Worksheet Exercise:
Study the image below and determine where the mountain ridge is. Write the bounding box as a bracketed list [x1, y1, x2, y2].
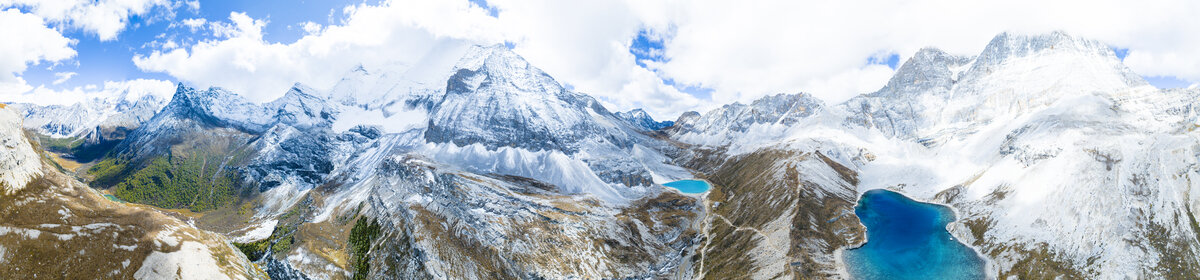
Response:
[7, 31, 1200, 279]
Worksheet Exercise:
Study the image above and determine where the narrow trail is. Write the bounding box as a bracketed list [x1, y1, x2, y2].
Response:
[712, 214, 773, 242]
[695, 196, 714, 279]
[695, 200, 776, 279]
[188, 156, 208, 208]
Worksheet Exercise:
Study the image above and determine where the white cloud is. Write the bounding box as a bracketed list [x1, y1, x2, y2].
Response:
[134, 2, 503, 103]
[798, 65, 896, 103]
[488, 0, 702, 119]
[300, 21, 322, 35]
[0, 9, 75, 93]
[131, 0, 699, 119]
[0, 0, 173, 41]
[183, 0, 199, 13]
[52, 72, 76, 85]
[0, 78, 175, 106]
[198, 12, 267, 39]
[178, 17, 206, 31]
[637, 0, 1200, 106]
[129, 0, 1200, 120]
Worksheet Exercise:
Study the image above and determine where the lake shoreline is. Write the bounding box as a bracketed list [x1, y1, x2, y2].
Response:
[840, 188, 989, 280]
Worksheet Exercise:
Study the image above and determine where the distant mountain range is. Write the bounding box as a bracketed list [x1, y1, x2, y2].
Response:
[4, 31, 1200, 279]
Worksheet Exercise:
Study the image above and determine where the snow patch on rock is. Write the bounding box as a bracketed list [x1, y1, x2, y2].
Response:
[0, 108, 41, 195]
[134, 241, 230, 280]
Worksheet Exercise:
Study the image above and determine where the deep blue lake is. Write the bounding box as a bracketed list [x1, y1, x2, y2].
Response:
[663, 179, 711, 194]
[843, 189, 986, 280]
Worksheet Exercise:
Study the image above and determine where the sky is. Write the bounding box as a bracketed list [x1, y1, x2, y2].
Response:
[1, 0, 1199, 120]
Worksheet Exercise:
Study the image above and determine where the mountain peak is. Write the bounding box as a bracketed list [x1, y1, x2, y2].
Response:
[875, 47, 973, 98]
[671, 93, 824, 145]
[453, 44, 517, 72]
[976, 31, 1115, 66]
[846, 31, 1151, 139]
[427, 43, 622, 153]
[160, 84, 274, 134]
[957, 31, 1148, 89]
[617, 108, 673, 131]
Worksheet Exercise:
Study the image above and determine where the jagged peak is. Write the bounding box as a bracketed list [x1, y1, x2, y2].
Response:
[166, 83, 200, 108]
[617, 108, 673, 131]
[167, 84, 248, 111]
[750, 92, 825, 108]
[279, 83, 320, 100]
[960, 31, 1147, 87]
[624, 108, 650, 118]
[676, 111, 700, 122]
[351, 64, 369, 75]
[155, 84, 276, 134]
[672, 111, 702, 128]
[443, 44, 567, 101]
[453, 44, 551, 80]
[979, 31, 1114, 61]
[873, 47, 973, 97]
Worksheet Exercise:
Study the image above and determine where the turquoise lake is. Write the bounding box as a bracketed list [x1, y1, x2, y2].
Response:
[663, 179, 711, 194]
[843, 189, 986, 280]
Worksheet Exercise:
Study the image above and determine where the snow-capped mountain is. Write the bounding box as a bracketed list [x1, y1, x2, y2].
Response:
[22, 30, 1200, 279]
[667, 31, 1200, 278]
[670, 92, 828, 149]
[8, 94, 169, 162]
[0, 106, 264, 279]
[12, 94, 168, 140]
[844, 31, 1148, 142]
[617, 108, 674, 131]
[82, 43, 701, 278]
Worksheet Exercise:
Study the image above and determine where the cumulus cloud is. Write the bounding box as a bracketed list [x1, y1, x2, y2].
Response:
[52, 72, 76, 85]
[0, 0, 173, 41]
[183, 0, 199, 13]
[489, 0, 702, 119]
[130, 0, 1200, 119]
[0, 78, 175, 105]
[299, 21, 322, 35]
[134, 0, 504, 103]
[176, 17, 206, 31]
[633, 0, 1200, 105]
[0, 8, 75, 93]
[130, 0, 701, 118]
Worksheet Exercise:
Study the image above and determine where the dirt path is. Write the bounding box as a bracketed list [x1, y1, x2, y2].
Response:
[694, 200, 775, 279]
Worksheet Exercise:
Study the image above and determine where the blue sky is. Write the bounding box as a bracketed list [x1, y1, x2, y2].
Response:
[15, 0, 375, 91]
[3, 0, 1200, 119]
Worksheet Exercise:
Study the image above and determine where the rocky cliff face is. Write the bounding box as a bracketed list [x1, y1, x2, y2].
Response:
[80, 44, 701, 279]
[0, 106, 264, 279]
[11, 94, 168, 162]
[668, 31, 1200, 279]
[14, 31, 1200, 279]
[617, 108, 674, 131]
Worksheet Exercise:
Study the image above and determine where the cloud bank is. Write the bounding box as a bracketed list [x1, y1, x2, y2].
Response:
[5, 0, 1200, 120]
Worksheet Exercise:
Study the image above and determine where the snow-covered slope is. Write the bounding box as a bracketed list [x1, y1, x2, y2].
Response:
[668, 31, 1200, 278]
[670, 93, 828, 150]
[63, 30, 1200, 279]
[0, 106, 264, 279]
[85, 43, 701, 278]
[845, 31, 1149, 142]
[422, 45, 692, 202]
[11, 94, 168, 142]
[114, 45, 692, 208]
[617, 108, 674, 131]
[0, 106, 41, 194]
